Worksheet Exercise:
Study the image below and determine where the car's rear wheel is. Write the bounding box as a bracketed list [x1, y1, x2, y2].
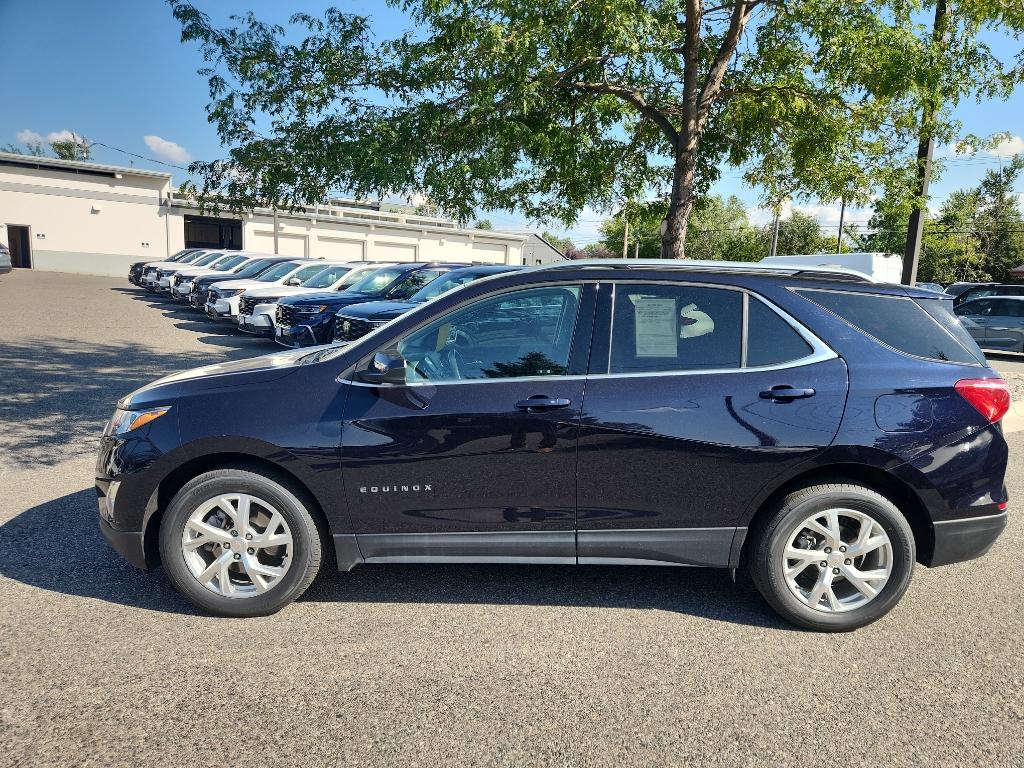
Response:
[750, 482, 915, 632]
[159, 468, 325, 617]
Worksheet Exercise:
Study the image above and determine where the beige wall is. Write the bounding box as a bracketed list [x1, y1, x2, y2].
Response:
[0, 160, 526, 276]
[0, 165, 172, 277]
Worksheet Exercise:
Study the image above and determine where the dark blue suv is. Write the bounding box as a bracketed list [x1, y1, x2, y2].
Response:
[274, 262, 463, 347]
[96, 260, 1010, 631]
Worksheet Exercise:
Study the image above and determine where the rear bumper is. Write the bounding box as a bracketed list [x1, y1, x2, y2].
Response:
[929, 511, 1007, 567]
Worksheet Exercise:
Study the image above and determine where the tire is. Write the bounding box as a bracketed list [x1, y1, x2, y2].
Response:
[159, 468, 325, 617]
[749, 482, 915, 632]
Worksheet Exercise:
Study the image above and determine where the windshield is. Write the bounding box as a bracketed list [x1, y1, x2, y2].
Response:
[233, 259, 274, 278]
[388, 270, 443, 299]
[179, 251, 208, 264]
[215, 254, 248, 271]
[192, 251, 225, 267]
[291, 263, 330, 282]
[409, 270, 486, 302]
[346, 267, 405, 294]
[168, 249, 196, 262]
[303, 265, 352, 288]
[257, 262, 303, 282]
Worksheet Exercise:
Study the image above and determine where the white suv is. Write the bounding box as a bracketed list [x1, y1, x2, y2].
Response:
[236, 262, 396, 336]
[169, 251, 273, 299]
[204, 259, 334, 324]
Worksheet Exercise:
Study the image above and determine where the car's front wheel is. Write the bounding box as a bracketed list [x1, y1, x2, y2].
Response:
[750, 482, 915, 632]
[159, 468, 325, 617]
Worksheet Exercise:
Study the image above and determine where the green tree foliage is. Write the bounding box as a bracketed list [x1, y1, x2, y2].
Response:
[168, 1, 1024, 257]
[860, 158, 1024, 282]
[541, 231, 573, 254]
[595, 195, 832, 261]
[473, 219, 493, 230]
[4, 132, 92, 160]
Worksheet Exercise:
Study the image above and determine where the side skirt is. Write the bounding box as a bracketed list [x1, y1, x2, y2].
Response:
[333, 527, 742, 570]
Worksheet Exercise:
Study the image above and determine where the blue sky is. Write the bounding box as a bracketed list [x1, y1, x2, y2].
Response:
[2, 0, 1021, 245]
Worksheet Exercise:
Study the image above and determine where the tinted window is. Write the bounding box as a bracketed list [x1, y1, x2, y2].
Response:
[397, 285, 581, 382]
[216, 255, 248, 271]
[746, 298, 813, 367]
[918, 298, 986, 363]
[192, 252, 225, 267]
[956, 298, 997, 317]
[410, 270, 489, 301]
[799, 289, 979, 364]
[993, 299, 1024, 317]
[388, 270, 443, 299]
[610, 284, 742, 373]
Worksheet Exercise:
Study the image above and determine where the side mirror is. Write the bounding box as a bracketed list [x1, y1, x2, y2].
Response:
[285, 277, 302, 286]
[354, 351, 407, 385]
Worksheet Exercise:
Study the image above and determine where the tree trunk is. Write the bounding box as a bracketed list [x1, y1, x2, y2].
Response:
[661, 150, 696, 259]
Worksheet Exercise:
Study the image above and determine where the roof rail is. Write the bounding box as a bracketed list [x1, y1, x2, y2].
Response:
[533, 258, 879, 283]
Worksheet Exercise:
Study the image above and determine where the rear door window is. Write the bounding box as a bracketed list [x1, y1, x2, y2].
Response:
[746, 298, 814, 367]
[798, 289, 982, 365]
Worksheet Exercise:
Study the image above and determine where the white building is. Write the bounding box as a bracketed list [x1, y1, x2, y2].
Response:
[0, 152, 529, 276]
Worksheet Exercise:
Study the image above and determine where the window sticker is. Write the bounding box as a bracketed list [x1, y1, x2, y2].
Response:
[634, 297, 678, 357]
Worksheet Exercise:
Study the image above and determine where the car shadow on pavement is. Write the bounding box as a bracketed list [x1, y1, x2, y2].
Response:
[0, 488, 790, 627]
[0, 337, 252, 468]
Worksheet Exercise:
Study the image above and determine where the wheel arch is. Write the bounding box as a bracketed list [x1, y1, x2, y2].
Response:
[739, 462, 935, 568]
[142, 452, 332, 569]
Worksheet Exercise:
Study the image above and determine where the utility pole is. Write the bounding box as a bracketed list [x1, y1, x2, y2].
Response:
[837, 198, 846, 254]
[621, 207, 630, 258]
[633, 240, 640, 259]
[768, 209, 781, 258]
[903, 0, 949, 285]
[273, 207, 279, 254]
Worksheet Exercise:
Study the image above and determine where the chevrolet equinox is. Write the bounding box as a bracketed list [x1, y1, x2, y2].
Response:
[97, 260, 1010, 631]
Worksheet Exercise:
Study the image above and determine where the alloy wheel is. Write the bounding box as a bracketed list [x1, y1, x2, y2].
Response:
[782, 508, 893, 613]
[180, 493, 293, 598]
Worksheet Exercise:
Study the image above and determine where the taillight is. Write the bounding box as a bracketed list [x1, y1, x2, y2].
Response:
[955, 378, 1011, 423]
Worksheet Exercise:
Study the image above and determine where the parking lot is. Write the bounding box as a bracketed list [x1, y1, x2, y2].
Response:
[1, 270, 1022, 767]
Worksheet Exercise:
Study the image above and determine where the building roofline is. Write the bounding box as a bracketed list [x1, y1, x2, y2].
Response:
[0, 151, 173, 180]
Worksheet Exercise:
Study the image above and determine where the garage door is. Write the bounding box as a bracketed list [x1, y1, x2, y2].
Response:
[470, 242, 508, 264]
[317, 237, 365, 262]
[250, 231, 307, 257]
[373, 241, 417, 262]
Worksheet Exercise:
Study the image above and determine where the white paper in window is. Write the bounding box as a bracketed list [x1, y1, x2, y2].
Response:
[634, 297, 678, 357]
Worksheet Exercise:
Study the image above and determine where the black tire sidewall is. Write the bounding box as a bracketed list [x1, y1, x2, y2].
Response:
[159, 470, 322, 617]
[755, 486, 915, 632]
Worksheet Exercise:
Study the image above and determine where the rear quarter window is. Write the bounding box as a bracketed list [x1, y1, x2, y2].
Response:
[796, 289, 982, 365]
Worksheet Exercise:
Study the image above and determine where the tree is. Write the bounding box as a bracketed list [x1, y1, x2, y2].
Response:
[473, 219, 493, 230]
[861, 158, 1024, 282]
[169, 1, 1024, 256]
[771, 211, 834, 257]
[4, 131, 92, 160]
[541, 231, 573, 254]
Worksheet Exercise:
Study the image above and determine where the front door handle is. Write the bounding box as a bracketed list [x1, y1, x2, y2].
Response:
[759, 386, 816, 401]
[515, 397, 572, 412]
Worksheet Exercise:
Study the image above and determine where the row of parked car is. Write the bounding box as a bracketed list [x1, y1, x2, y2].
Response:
[945, 282, 1024, 354]
[129, 248, 520, 347]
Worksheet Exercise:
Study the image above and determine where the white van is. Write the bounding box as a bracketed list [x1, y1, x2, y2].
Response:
[761, 252, 903, 283]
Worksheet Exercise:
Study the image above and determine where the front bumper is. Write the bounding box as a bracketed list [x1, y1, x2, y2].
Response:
[275, 322, 324, 347]
[205, 299, 234, 320]
[930, 511, 1007, 567]
[238, 311, 276, 336]
[98, 515, 148, 569]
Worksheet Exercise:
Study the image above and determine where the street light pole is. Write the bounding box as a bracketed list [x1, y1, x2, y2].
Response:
[837, 198, 846, 254]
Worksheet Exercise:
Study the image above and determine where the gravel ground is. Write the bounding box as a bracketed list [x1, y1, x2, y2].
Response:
[1, 271, 1022, 767]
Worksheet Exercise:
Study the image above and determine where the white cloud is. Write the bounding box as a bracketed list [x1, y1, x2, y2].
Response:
[747, 201, 871, 229]
[143, 135, 191, 164]
[990, 135, 1024, 157]
[46, 130, 77, 143]
[16, 129, 44, 144]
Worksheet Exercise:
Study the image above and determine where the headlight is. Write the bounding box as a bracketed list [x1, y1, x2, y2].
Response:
[368, 319, 390, 327]
[296, 305, 329, 314]
[107, 407, 170, 435]
[223, 287, 247, 297]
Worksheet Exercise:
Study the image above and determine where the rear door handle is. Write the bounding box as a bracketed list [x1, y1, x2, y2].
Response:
[759, 386, 816, 401]
[515, 397, 572, 412]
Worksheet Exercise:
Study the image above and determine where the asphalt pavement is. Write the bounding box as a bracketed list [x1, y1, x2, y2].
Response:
[1, 271, 1021, 767]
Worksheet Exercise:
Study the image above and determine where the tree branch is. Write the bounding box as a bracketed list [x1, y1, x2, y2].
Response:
[696, 1, 761, 132]
[564, 81, 679, 145]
